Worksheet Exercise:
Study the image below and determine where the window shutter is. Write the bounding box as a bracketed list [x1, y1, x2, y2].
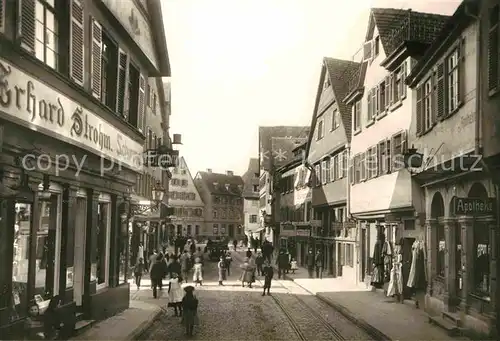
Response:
[0, 0, 6, 33]
[90, 18, 102, 98]
[401, 61, 407, 99]
[68, 0, 85, 86]
[18, 0, 36, 53]
[375, 86, 380, 116]
[380, 140, 387, 175]
[367, 89, 372, 121]
[416, 85, 423, 136]
[138, 74, 146, 132]
[384, 76, 390, 110]
[116, 50, 129, 117]
[390, 136, 396, 171]
[457, 38, 465, 106]
[330, 157, 335, 181]
[349, 156, 354, 184]
[401, 130, 408, 154]
[389, 73, 394, 105]
[339, 151, 344, 179]
[360, 152, 366, 181]
[374, 145, 379, 177]
[436, 63, 445, 120]
[488, 11, 499, 92]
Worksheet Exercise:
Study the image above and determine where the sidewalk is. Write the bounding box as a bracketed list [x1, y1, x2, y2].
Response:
[278, 263, 468, 341]
[72, 275, 171, 340]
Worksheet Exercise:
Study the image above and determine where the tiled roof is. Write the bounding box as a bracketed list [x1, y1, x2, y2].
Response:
[271, 137, 308, 169]
[196, 172, 244, 196]
[371, 8, 450, 57]
[305, 58, 360, 159]
[242, 158, 260, 199]
[259, 126, 310, 171]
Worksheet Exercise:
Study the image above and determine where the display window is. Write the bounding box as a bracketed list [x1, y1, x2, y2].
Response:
[95, 195, 111, 291]
[10, 184, 62, 321]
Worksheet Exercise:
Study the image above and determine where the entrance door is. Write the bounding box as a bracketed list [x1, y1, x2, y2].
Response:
[73, 198, 87, 307]
[361, 229, 366, 282]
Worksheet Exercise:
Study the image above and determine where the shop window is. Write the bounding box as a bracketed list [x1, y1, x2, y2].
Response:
[94, 202, 111, 290]
[34, 194, 61, 301]
[10, 202, 32, 321]
[195, 225, 200, 236]
[474, 222, 490, 297]
[186, 225, 192, 236]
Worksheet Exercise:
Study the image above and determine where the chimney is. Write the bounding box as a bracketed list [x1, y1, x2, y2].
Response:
[226, 170, 234, 176]
[206, 168, 212, 173]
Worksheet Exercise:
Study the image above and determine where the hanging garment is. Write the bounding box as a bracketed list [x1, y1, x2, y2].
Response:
[382, 240, 393, 282]
[387, 253, 403, 297]
[372, 240, 384, 266]
[407, 240, 419, 288]
[413, 244, 427, 289]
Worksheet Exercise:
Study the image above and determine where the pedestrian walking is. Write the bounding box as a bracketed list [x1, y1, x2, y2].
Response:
[262, 260, 274, 296]
[255, 252, 264, 276]
[262, 240, 274, 262]
[167, 273, 184, 316]
[192, 257, 203, 286]
[168, 255, 181, 278]
[218, 256, 227, 286]
[181, 286, 199, 336]
[315, 250, 323, 279]
[290, 258, 298, 274]
[225, 251, 233, 276]
[233, 239, 238, 251]
[305, 250, 314, 278]
[180, 250, 191, 283]
[240, 257, 255, 288]
[276, 249, 289, 279]
[150, 255, 167, 298]
[132, 258, 144, 290]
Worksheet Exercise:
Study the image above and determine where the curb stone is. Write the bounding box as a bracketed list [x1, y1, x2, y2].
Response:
[129, 305, 165, 340]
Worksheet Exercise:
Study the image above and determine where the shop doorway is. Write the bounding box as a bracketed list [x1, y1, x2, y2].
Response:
[73, 197, 87, 307]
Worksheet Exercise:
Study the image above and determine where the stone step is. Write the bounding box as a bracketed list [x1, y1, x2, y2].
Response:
[442, 311, 461, 327]
[428, 315, 464, 337]
[74, 319, 95, 335]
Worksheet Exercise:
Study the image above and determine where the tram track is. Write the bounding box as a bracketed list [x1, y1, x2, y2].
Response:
[254, 277, 346, 341]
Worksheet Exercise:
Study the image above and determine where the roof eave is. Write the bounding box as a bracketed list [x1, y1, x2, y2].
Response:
[148, 0, 171, 77]
[343, 88, 364, 105]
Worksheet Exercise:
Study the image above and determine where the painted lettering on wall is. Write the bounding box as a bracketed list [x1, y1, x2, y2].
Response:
[0, 59, 143, 171]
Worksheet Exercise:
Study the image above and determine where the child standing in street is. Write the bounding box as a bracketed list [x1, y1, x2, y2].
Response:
[290, 258, 298, 274]
[168, 273, 184, 316]
[192, 257, 203, 286]
[262, 260, 274, 296]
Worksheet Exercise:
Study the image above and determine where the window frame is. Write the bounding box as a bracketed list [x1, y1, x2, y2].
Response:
[35, 0, 60, 70]
[446, 48, 460, 113]
[423, 77, 433, 131]
[353, 101, 361, 134]
[331, 109, 340, 131]
[317, 119, 324, 140]
[96, 195, 111, 291]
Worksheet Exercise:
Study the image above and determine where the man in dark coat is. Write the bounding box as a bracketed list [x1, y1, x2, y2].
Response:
[168, 255, 181, 278]
[315, 250, 323, 279]
[305, 250, 314, 278]
[262, 241, 274, 262]
[150, 255, 167, 298]
[262, 260, 274, 296]
[276, 249, 289, 279]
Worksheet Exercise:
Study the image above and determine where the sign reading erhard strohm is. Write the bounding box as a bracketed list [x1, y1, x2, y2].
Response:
[453, 197, 496, 216]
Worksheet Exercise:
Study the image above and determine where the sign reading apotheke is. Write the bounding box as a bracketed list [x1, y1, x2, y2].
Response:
[453, 196, 496, 216]
[0, 59, 143, 171]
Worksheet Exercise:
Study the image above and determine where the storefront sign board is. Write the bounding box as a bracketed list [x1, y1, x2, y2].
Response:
[453, 197, 496, 216]
[0, 59, 143, 171]
[296, 229, 310, 237]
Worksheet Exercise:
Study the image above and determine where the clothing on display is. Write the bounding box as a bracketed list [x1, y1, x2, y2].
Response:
[382, 239, 393, 282]
[407, 239, 427, 289]
[387, 249, 403, 297]
[371, 234, 385, 286]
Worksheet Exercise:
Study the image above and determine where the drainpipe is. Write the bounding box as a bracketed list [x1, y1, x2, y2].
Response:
[466, 5, 499, 338]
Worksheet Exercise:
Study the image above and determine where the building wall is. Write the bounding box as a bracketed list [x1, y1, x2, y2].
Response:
[410, 22, 478, 167]
[244, 198, 260, 237]
[0, 0, 169, 336]
[350, 26, 415, 215]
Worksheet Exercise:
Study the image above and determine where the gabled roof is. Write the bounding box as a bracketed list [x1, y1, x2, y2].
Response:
[170, 156, 205, 205]
[259, 126, 310, 171]
[241, 158, 259, 199]
[305, 57, 360, 158]
[369, 8, 449, 58]
[147, 0, 171, 76]
[406, 1, 477, 87]
[195, 171, 244, 196]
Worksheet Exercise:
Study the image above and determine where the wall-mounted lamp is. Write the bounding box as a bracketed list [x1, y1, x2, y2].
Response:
[403, 145, 424, 173]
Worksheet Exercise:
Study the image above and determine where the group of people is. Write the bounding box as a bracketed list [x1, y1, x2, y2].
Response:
[24, 296, 68, 340]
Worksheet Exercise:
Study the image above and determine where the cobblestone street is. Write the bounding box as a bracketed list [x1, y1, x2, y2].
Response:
[138, 255, 372, 340]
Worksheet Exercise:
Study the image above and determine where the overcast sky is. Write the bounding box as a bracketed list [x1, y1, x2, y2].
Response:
[161, 0, 462, 176]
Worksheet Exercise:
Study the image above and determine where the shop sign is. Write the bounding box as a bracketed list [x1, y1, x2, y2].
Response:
[296, 229, 310, 237]
[453, 197, 496, 216]
[280, 222, 295, 236]
[100, 0, 159, 69]
[0, 59, 143, 171]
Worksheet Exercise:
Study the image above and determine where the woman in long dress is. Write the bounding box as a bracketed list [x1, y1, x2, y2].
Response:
[192, 257, 203, 286]
[167, 273, 184, 316]
[218, 256, 227, 286]
[181, 286, 199, 336]
[387, 245, 403, 299]
[240, 257, 255, 288]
